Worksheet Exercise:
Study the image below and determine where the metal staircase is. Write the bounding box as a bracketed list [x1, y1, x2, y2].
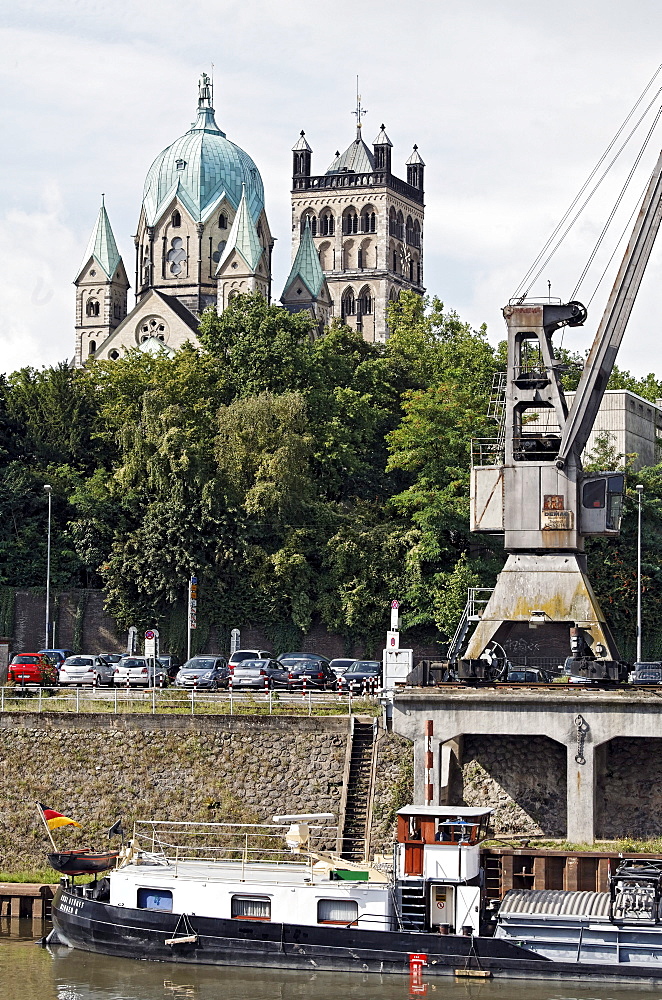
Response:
[447, 587, 494, 666]
[396, 881, 427, 929]
[337, 719, 377, 862]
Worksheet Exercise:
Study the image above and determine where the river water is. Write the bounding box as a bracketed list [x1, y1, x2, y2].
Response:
[2, 922, 662, 1000]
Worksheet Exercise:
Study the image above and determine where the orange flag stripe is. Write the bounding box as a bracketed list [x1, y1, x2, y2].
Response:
[46, 816, 82, 831]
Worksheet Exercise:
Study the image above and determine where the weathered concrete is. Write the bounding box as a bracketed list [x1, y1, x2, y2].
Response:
[392, 687, 662, 843]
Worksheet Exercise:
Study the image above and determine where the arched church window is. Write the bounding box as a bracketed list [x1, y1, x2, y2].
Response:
[257, 222, 263, 239]
[167, 237, 187, 276]
[406, 215, 414, 245]
[320, 212, 335, 236]
[392, 248, 398, 272]
[413, 219, 421, 248]
[114, 303, 120, 319]
[171, 210, 181, 228]
[301, 212, 317, 237]
[396, 210, 404, 241]
[343, 209, 358, 236]
[219, 213, 227, 230]
[88, 340, 96, 355]
[361, 209, 376, 233]
[357, 287, 372, 316]
[389, 207, 397, 238]
[341, 288, 355, 318]
[86, 299, 100, 317]
[416, 261, 421, 284]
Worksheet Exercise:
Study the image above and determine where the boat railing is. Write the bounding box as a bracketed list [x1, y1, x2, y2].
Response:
[132, 819, 338, 877]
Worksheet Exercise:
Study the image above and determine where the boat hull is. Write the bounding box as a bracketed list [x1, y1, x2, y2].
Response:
[51, 888, 662, 984]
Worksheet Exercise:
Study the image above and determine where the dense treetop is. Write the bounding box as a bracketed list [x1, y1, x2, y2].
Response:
[1, 291, 659, 658]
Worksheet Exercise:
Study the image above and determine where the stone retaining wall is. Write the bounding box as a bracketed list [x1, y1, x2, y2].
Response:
[0, 714, 350, 871]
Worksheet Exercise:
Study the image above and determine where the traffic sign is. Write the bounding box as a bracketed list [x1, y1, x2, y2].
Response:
[145, 630, 155, 640]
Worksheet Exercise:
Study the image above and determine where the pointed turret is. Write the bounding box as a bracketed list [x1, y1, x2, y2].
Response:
[373, 124, 392, 173]
[74, 197, 129, 366]
[75, 196, 122, 282]
[292, 131, 312, 180]
[406, 145, 425, 191]
[281, 219, 332, 333]
[216, 184, 269, 310]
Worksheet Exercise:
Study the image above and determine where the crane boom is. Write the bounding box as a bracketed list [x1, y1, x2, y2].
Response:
[556, 147, 662, 466]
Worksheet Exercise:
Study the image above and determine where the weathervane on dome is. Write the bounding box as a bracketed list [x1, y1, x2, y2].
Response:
[352, 76, 367, 139]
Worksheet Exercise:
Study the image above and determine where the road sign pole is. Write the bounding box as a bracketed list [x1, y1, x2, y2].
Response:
[187, 575, 198, 661]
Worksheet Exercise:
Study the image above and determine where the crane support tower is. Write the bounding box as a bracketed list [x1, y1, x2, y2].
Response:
[463, 147, 662, 681]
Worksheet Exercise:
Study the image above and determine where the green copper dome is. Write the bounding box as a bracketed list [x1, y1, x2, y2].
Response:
[142, 86, 265, 227]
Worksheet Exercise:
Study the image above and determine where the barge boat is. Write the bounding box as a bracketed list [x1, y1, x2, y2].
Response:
[50, 805, 662, 983]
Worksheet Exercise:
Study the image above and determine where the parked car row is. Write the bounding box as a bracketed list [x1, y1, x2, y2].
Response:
[5, 646, 384, 692]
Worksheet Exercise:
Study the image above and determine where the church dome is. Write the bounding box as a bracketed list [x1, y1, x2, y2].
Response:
[142, 82, 265, 227]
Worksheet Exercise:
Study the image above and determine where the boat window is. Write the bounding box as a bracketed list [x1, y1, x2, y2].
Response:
[137, 888, 173, 911]
[231, 895, 271, 920]
[317, 898, 359, 925]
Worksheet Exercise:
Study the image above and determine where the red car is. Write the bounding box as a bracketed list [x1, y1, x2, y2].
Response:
[8, 653, 59, 686]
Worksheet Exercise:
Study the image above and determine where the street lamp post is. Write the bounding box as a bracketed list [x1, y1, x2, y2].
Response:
[44, 485, 52, 649]
[636, 483, 644, 664]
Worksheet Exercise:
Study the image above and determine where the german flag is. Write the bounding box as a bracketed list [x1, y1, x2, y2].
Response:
[38, 803, 82, 831]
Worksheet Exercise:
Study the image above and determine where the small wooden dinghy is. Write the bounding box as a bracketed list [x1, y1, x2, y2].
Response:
[47, 848, 119, 876]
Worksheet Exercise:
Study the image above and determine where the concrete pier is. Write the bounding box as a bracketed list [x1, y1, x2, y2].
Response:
[392, 687, 662, 843]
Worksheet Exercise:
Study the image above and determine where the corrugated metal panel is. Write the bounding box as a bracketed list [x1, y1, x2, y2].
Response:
[499, 889, 611, 917]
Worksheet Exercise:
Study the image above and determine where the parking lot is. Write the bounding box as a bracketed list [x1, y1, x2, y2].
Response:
[0, 685, 381, 717]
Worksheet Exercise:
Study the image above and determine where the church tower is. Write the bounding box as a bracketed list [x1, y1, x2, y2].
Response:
[290, 95, 424, 343]
[281, 218, 332, 333]
[74, 197, 129, 365]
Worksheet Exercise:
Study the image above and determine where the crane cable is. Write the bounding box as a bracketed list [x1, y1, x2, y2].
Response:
[513, 63, 662, 300]
[575, 106, 662, 303]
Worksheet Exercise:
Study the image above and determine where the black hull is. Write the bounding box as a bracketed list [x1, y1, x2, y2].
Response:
[51, 888, 662, 985]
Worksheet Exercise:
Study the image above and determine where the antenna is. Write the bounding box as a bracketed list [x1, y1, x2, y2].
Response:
[211, 62, 214, 106]
[352, 75, 367, 138]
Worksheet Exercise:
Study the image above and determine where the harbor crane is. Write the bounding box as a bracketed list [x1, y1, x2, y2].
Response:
[462, 147, 662, 681]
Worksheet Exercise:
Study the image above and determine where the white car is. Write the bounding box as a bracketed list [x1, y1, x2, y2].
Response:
[228, 648, 274, 670]
[59, 655, 109, 686]
[113, 656, 169, 688]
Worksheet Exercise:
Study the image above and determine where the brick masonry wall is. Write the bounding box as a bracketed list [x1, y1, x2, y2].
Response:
[0, 714, 350, 871]
[12, 590, 444, 660]
[460, 735, 567, 837]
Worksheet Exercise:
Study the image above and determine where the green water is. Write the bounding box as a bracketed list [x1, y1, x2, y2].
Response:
[1, 922, 662, 1000]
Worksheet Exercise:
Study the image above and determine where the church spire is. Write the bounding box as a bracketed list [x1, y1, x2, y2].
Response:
[352, 78, 368, 141]
[216, 184, 263, 273]
[76, 196, 121, 281]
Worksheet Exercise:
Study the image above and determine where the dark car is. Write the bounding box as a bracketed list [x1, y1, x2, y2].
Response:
[337, 660, 381, 692]
[278, 652, 331, 668]
[158, 653, 182, 681]
[175, 656, 230, 690]
[231, 659, 289, 690]
[506, 668, 550, 683]
[632, 661, 662, 685]
[286, 659, 336, 690]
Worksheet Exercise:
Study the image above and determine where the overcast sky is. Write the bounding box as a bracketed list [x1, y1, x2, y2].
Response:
[2, 0, 662, 377]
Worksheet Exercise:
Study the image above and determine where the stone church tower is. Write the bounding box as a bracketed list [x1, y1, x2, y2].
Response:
[289, 103, 424, 343]
[73, 198, 129, 365]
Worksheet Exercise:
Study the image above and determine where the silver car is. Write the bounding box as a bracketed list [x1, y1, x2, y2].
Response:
[59, 655, 111, 687]
[231, 659, 289, 690]
[113, 656, 169, 688]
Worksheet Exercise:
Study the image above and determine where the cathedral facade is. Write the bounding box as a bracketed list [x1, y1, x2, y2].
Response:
[74, 77, 424, 363]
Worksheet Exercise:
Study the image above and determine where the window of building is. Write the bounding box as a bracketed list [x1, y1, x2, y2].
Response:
[301, 213, 317, 237]
[343, 210, 358, 236]
[389, 207, 397, 238]
[171, 210, 181, 228]
[86, 299, 100, 318]
[175, 159, 186, 170]
[413, 219, 421, 248]
[219, 213, 227, 230]
[357, 249, 363, 269]
[392, 249, 398, 272]
[406, 215, 414, 245]
[358, 287, 372, 316]
[317, 899, 359, 925]
[109, 350, 120, 360]
[137, 888, 173, 911]
[231, 895, 271, 920]
[167, 237, 187, 276]
[416, 261, 421, 285]
[361, 210, 376, 233]
[320, 212, 335, 236]
[88, 340, 96, 355]
[341, 288, 355, 318]
[114, 303, 121, 319]
[396, 211, 404, 241]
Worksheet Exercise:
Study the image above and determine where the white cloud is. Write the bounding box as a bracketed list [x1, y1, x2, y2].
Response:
[2, 0, 662, 376]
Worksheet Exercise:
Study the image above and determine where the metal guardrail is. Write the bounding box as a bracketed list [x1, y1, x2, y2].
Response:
[0, 685, 382, 717]
[471, 437, 504, 467]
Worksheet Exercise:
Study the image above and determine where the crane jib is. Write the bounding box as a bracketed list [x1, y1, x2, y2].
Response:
[557, 147, 662, 466]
